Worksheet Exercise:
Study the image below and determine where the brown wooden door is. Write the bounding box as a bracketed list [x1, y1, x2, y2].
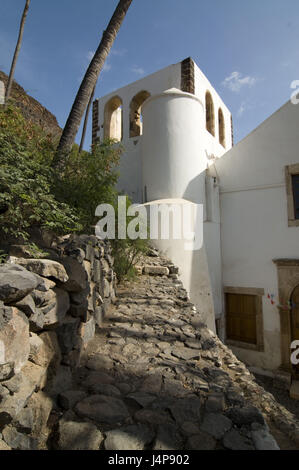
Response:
[291, 286, 299, 376]
[226, 293, 257, 345]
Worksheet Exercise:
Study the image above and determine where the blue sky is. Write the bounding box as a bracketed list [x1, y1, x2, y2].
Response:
[1, 0, 299, 148]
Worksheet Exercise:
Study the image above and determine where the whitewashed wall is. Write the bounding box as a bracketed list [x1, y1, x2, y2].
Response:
[94, 60, 233, 332]
[214, 100, 299, 370]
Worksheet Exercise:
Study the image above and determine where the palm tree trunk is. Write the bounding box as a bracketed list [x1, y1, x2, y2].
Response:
[52, 0, 133, 171]
[79, 85, 96, 153]
[5, 0, 31, 105]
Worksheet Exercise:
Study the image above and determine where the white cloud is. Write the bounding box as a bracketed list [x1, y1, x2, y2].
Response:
[222, 71, 257, 93]
[103, 62, 112, 72]
[237, 101, 247, 117]
[110, 48, 127, 57]
[131, 66, 145, 76]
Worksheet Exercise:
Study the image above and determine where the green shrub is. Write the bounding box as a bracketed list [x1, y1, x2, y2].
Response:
[54, 141, 122, 234]
[0, 105, 81, 242]
[0, 105, 147, 280]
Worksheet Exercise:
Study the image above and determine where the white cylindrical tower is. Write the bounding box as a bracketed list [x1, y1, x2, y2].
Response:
[141, 88, 205, 204]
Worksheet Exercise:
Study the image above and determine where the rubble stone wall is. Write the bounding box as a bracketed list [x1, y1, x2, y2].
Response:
[0, 235, 116, 449]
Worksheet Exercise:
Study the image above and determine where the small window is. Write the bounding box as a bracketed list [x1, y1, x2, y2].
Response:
[104, 96, 123, 141]
[226, 293, 257, 345]
[129, 91, 150, 138]
[292, 174, 299, 220]
[285, 164, 299, 226]
[224, 286, 264, 351]
[218, 108, 225, 148]
[205, 91, 215, 136]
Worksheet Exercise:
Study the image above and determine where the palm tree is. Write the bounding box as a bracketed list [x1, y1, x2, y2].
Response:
[52, 0, 133, 171]
[5, 0, 31, 105]
[79, 84, 96, 154]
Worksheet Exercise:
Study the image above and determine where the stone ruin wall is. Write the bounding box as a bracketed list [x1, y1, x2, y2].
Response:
[0, 235, 116, 449]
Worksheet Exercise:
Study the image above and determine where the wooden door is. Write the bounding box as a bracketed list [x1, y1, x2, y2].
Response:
[291, 286, 299, 376]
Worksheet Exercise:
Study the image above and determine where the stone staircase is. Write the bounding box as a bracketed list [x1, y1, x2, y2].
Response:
[45, 251, 299, 450]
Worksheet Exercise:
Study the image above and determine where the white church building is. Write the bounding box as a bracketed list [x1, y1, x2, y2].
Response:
[92, 58, 299, 383]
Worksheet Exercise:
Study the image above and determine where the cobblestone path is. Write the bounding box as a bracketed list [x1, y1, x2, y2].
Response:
[51, 253, 299, 450]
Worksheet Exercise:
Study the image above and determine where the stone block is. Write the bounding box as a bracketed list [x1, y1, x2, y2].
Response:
[0, 308, 30, 373]
[41, 288, 70, 328]
[58, 419, 103, 450]
[2, 426, 38, 450]
[16, 259, 68, 283]
[0, 264, 39, 303]
[0, 363, 14, 382]
[104, 424, 154, 450]
[61, 257, 88, 292]
[78, 317, 95, 347]
[29, 331, 61, 370]
[143, 266, 169, 276]
[75, 394, 130, 424]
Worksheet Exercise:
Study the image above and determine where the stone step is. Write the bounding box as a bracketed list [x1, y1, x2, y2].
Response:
[143, 266, 170, 276]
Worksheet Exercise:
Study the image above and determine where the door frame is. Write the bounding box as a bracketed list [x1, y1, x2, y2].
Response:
[273, 259, 299, 376]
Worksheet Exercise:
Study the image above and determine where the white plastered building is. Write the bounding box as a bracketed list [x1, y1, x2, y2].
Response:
[92, 58, 299, 382]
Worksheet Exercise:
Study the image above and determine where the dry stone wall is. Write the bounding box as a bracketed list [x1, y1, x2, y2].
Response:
[0, 235, 116, 449]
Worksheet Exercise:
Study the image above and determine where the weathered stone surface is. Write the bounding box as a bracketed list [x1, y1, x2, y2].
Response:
[28, 310, 45, 332]
[58, 420, 103, 450]
[33, 276, 56, 293]
[171, 348, 200, 361]
[2, 426, 38, 450]
[206, 392, 225, 412]
[200, 413, 232, 439]
[0, 264, 38, 303]
[58, 390, 87, 410]
[127, 392, 156, 407]
[170, 397, 202, 424]
[0, 364, 43, 424]
[153, 424, 183, 450]
[0, 308, 30, 373]
[14, 294, 36, 316]
[78, 317, 95, 346]
[14, 407, 34, 434]
[134, 409, 172, 425]
[0, 363, 14, 382]
[143, 266, 169, 276]
[46, 365, 73, 396]
[75, 395, 130, 424]
[251, 424, 280, 450]
[56, 316, 80, 354]
[16, 259, 68, 283]
[69, 303, 88, 321]
[25, 391, 54, 439]
[223, 429, 254, 450]
[105, 424, 154, 450]
[31, 288, 56, 307]
[186, 431, 217, 450]
[86, 354, 113, 371]
[29, 331, 61, 370]
[84, 371, 116, 392]
[227, 405, 265, 426]
[0, 438, 11, 450]
[140, 374, 163, 394]
[0, 302, 12, 329]
[1, 373, 23, 394]
[41, 288, 70, 328]
[61, 257, 89, 293]
[89, 383, 121, 397]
